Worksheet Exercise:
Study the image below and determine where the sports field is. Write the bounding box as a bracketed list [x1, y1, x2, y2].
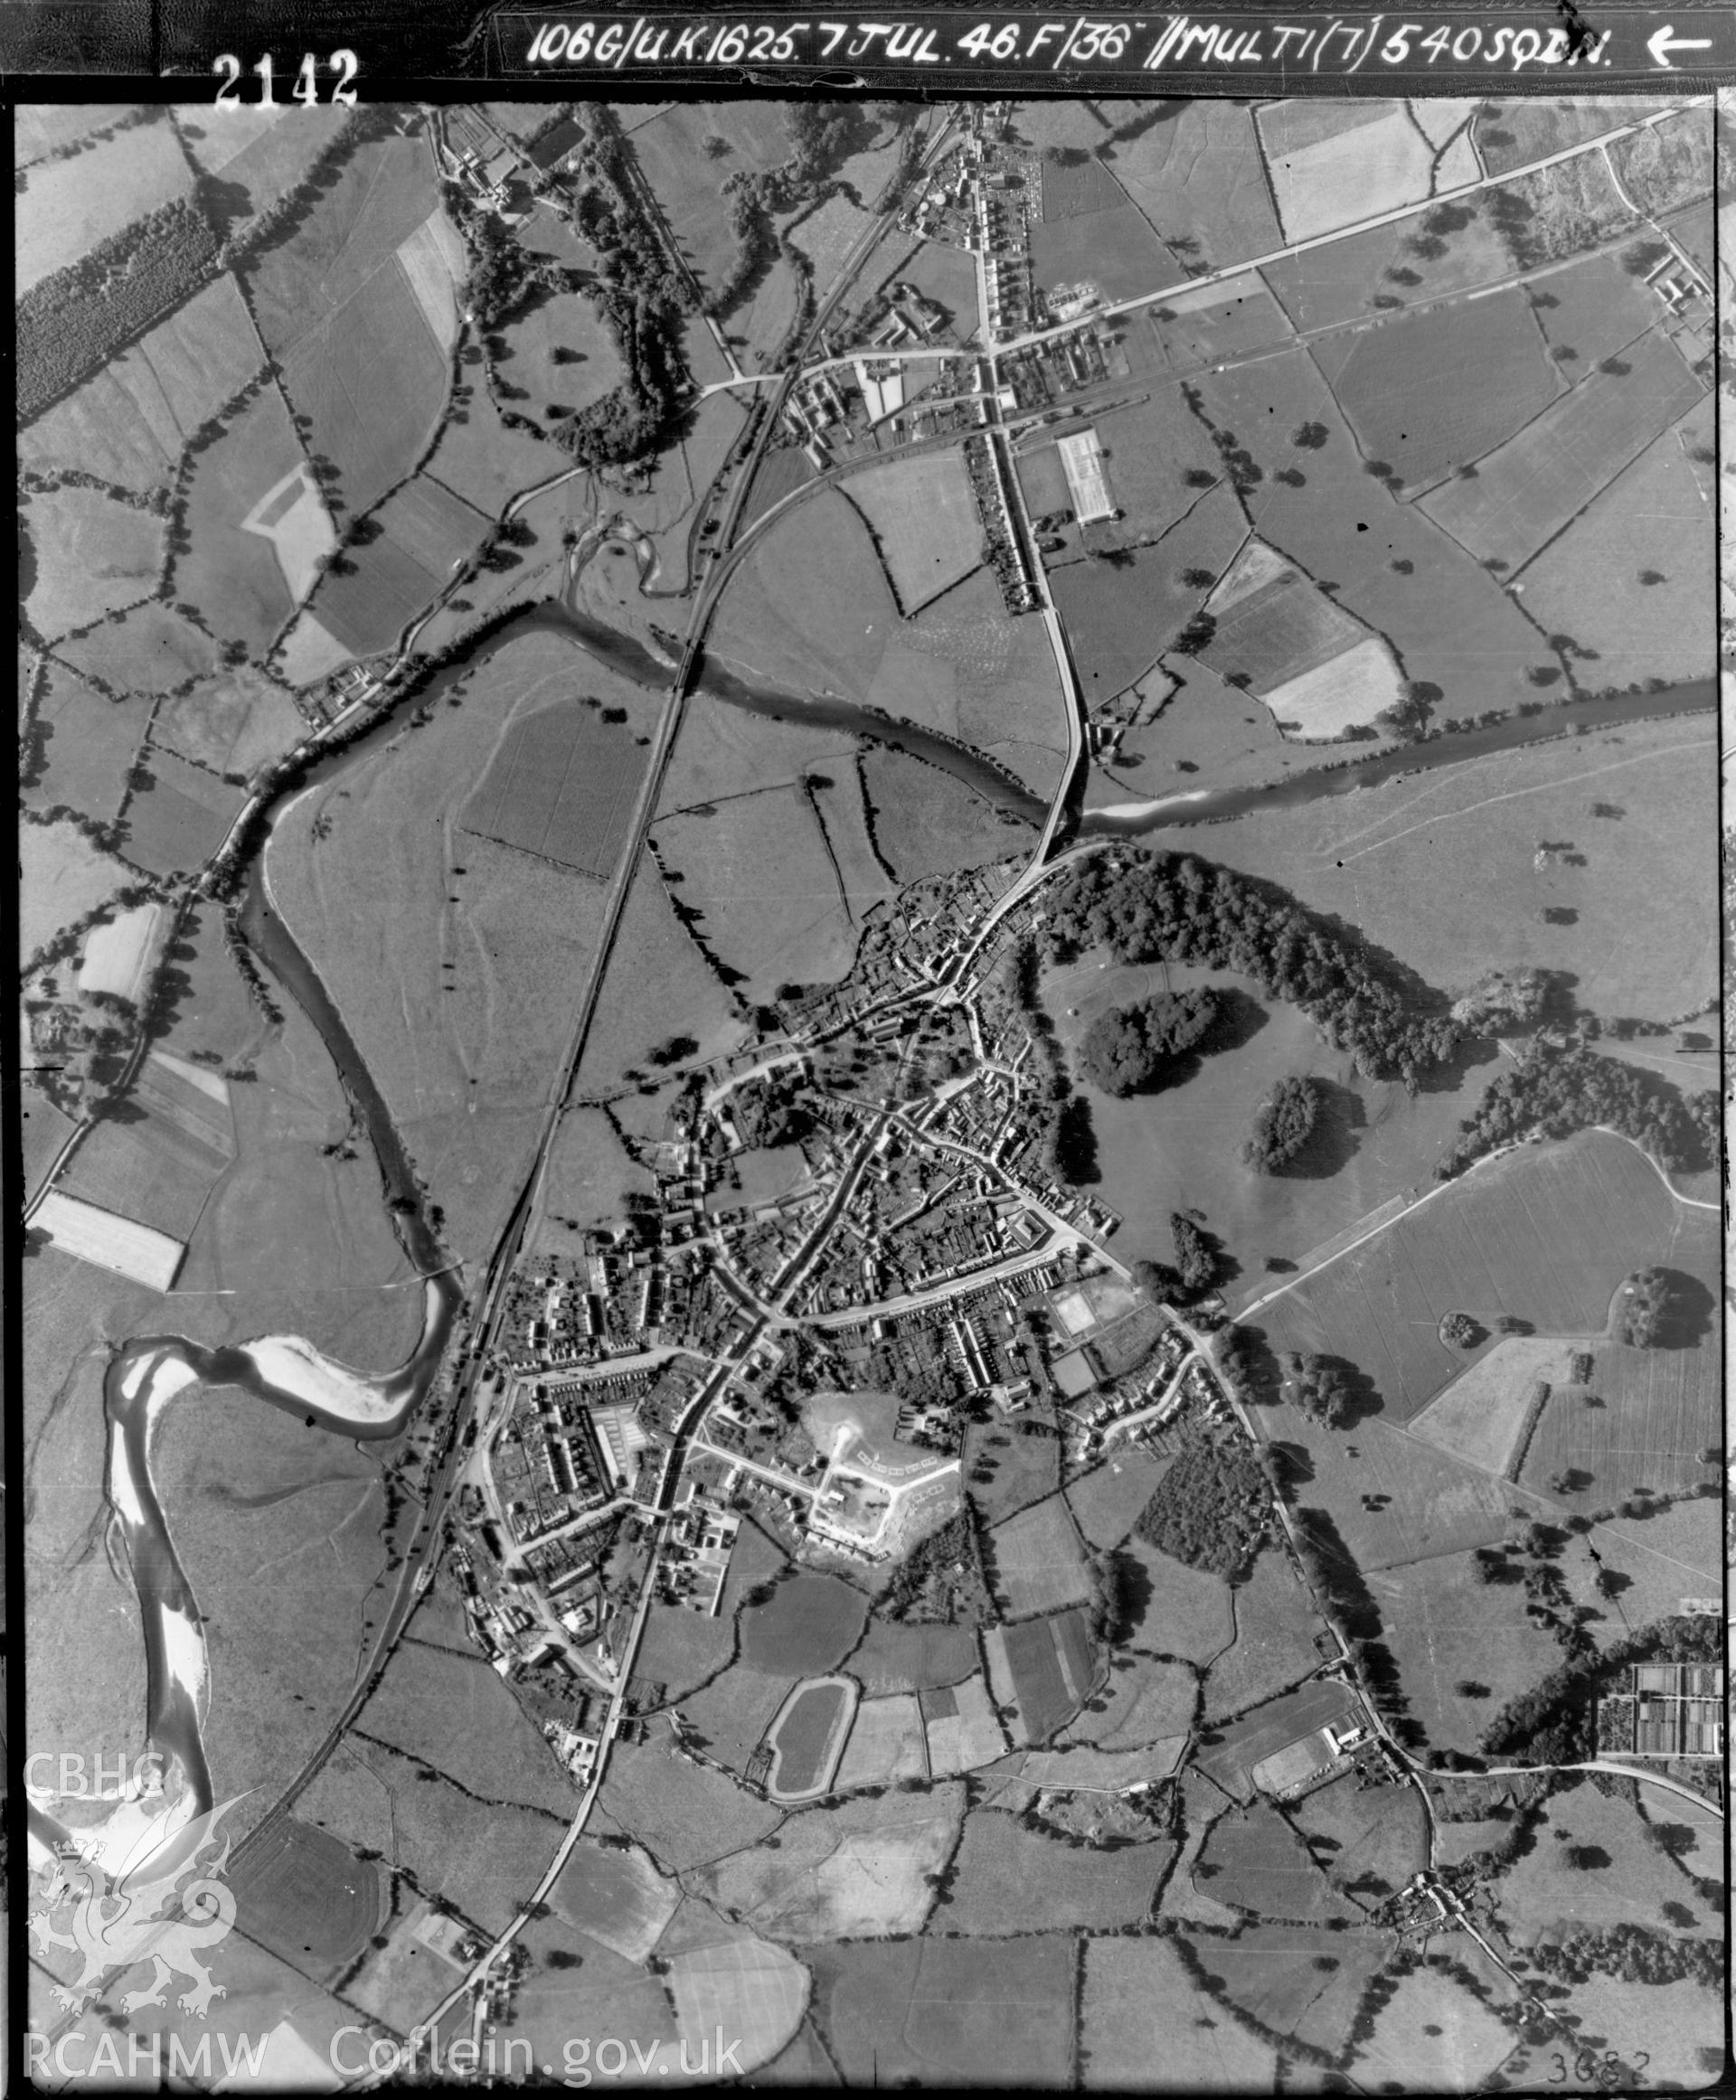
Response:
[549, 1840, 680, 1961]
[844, 449, 980, 614]
[1309, 288, 1561, 492]
[1419, 331, 1707, 571]
[766, 1677, 858, 1799]
[1252, 1130, 1705, 1423]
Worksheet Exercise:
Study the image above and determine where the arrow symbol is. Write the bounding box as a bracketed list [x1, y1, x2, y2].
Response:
[1647, 24, 1712, 66]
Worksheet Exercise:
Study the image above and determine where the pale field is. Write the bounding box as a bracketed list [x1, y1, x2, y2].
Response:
[835, 1692, 928, 1788]
[274, 608, 353, 684]
[17, 114, 196, 292]
[396, 210, 466, 350]
[1082, 1935, 1279, 2091]
[1351, 1965, 1516, 2091]
[1264, 636, 1404, 739]
[1260, 103, 1436, 243]
[1408, 1336, 1579, 1476]
[666, 1936, 810, 2076]
[22, 817, 133, 964]
[77, 899, 163, 1000]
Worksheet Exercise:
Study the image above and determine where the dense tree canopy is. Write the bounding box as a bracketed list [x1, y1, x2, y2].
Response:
[1439, 1043, 1712, 1178]
[1135, 1434, 1270, 1577]
[1244, 1073, 1323, 1170]
[1080, 987, 1218, 1096]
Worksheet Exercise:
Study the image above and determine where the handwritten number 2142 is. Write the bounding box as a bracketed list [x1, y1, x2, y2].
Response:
[212, 52, 359, 105]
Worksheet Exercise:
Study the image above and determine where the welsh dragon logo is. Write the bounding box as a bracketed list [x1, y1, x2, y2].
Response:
[31, 1798, 246, 2020]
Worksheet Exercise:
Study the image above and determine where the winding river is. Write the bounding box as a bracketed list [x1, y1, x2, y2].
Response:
[66, 581, 1710, 1861]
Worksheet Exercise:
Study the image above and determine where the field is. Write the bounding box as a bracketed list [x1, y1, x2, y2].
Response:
[118, 748, 245, 876]
[1545, 1975, 1722, 2093]
[597, 1738, 782, 1871]
[1195, 1803, 1356, 1922]
[463, 690, 649, 880]
[1188, 1920, 1388, 2054]
[1258, 102, 1434, 244]
[788, 191, 874, 301]
[268, 638, 629, 1258]
[846, 1616, 979, 1694]
[654, 786, 855, 999]
[896, 239, 980, 344]
[1189, 713, 1716, 1029]
[1066, 1449, 1170, 1549]
[228, 1816, 382, 1981]
[962, 1411, 1059, 1523]
[986, 1493, 1092, 1618]
[1262, 203, 1520, 334]
[173, 386, 306, 646]
[1030, 202, 1183, 303]
[665, 1929, 811, 2076]
[859, 746, 1034, 883]
[356, 1634, 576, 1817]
[1351, 1964, 1516, 2090]
[549, 1839, 680, 1961]
[178, 102, 354, 220]
[573, 846, 747, 1093]
[921, 1672, 1008, 1775]
[835, 1693, 927, 1788]
[1061, 1650, 1195, 1751]
[1251, 1131, 1706, 1425]
[1473, 98, 1671, 178]
[395, 209, 467, 349]
[1262, 637, 1403, 739]
[1308, 288, 1561, 492]
[1189, 350, 1546, 707]
[984, 1606, 1097, 1743]
[1517, 406, 1714, 686]
[627, 100, 788, 299]
[1528, 247, 1672, 370]
[1494, 1779, 1720, 1948]
[1608, 107, 1713, 219]
[946, 1810, 1171, 1933]
[33, 1190, 184, 1291]
[24, 485, 163, 640]
[1408, 1337, 1580, 1477]
[843, 450, 980, 615]
[805, 1932, 1076, 2086]
[1031, 386, 1231, 556]
[61, 600, 216, 695]
[1517, 1328, 1718, 1510]
[60, 1105, 227, 1241]
[23, 1088, 78, 1204]
[1201, 1548, 1331, 1723]
[21, 817, 132, 963]
[1419, 331, 1706, 571]
[314, 476, 491, 657]
[1288, 1771, 1428, 1907]
[1082, 1933, 1279, 2090]
[23, 663, 154, 824]
[497, 285, 624, 423]
[692, 1784, 964, 1940]
[741, 1575, 867, 1676]
[1367, 1549, 1573, 1753]
[768, 1679, 858, 1799]
[1050, 487, 1249, 703]
[1194, 1681, 1359, 1803]
[153, 664, 307, 778]
[1121, 1537, 1236, 1662]
[15, 104, 120, 162]
[1199, 541, 1367, 692]
[17, 111, 196, 293]
[495, 1938, 681, 2076]
[281, 261, 450, 516]
[420, 382, 563, 514]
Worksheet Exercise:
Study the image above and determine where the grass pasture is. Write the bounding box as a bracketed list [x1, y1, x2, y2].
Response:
[359, 1634, 575, 1817]
[963, 1411, 1060, 1522]
[987, 1493, 1092, 1619]
[1288, 1772, 1427, 1907]
[549, 1839, 679, 1961]
[1067, 1449, 1171, 1550]
[1557, 1976, 1722, 2093]
[25, 487, 163, 641]
[985, 1607, 1097, 1744]
[846, 1617, 978, 1694]
[1352, 1963, 1517, 2090]
[1061, 1650, 1195, 1750]
[1190, 1921, 1388, 2056]
[60, 1105, 226, 1241]
[423, 382, 562, 514]
[175, 384, 305, 654]
[711, 486, 896, 702]
[1123, 1537, 1235, 1662]
[807, 1932, 1076, 2087]
[597, 1739, 782, 1871]
[17, 111, 195, 294]
[462, 693, 648, 880]
[907, 567, 1068, 798]
[179, 103, 353, 219]
[1141, 272, 1297, 377]
[61, 601, 215, 697]
[497, 286, 624, 423]
[1408, 1337, 1578, 1477]
[1517, 404, 1714, 687]
[118, 749, 244, 877]
[1082, 1933, 1279, 2090]
[1262, 204, 1519, 334]
[1029, 201, 1183, 302]
[693, 1784, 963, 1940]
[1419, 331, 1706, 571]
[627, 101, 788, 299]
[1495, 1778, 1717, 1948]
[1308, 288, 1560, 492]
[1250, 1132, 1703, 1426]
[1202, 1548, 1330, 1723]
[1196, 1803, 1356, 1922]
[281, 259, 450, 515]
[1473, 98, 1672, 178]
[23, 664, 153, 824]
[1050, 487, 1249, 703]
[922, 1672, 1007, 1775]
[858, 746, 1033, 882]
[1260, 102, 1433, 241]
[228, 1816, 381, 1982]
[843, 449, 980, 615]
[945, 1810, 1171, 1934]
[153, 664, 307, 778]
[741, 1576, 868, 1677]
[21, 818, 132, 963]
[835, 1693, 927, 1788]
[1529, 248, 1673, 371]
